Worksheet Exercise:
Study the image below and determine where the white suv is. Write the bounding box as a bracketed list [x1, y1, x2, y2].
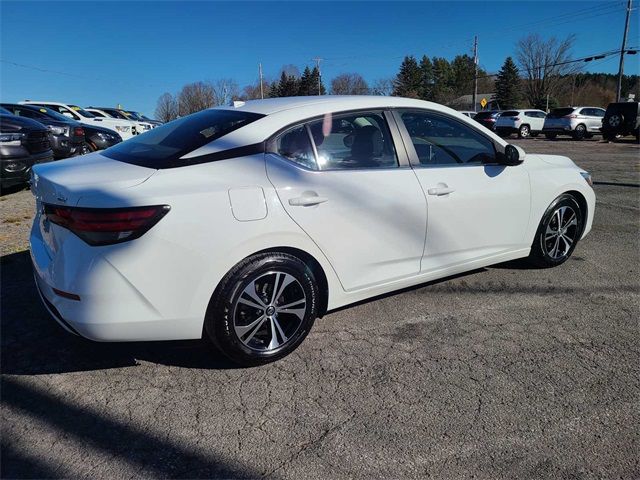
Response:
[542, 106, 606, 140]
[20, 101, 137, 140]
[495, 109, 547, 138]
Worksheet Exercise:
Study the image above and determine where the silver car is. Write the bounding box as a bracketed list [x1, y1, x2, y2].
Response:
[542, 106, 605, 140]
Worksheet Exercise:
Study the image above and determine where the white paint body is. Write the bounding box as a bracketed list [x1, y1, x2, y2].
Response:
[20, 101, 137, 140]
[495, 109, 547, 135]
[29, 96, 595, 342]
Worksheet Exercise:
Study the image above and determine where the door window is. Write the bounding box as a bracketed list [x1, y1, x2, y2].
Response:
[275, 125, 317, 170]
[308, 111, 398, 170]
[399, 110, 496, 166]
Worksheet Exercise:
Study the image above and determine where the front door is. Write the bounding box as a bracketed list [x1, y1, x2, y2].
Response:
[394, 109, 531, 272]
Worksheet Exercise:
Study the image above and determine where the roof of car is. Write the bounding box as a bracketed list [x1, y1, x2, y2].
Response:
[220, 95, 448, 115]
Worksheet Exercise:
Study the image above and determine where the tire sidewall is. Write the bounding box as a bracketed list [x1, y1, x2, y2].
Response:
[206, 254, 318, 365]
[519, 124, 530, 138]
[533, 195, 584, 267]
[573, 124, 586, 140]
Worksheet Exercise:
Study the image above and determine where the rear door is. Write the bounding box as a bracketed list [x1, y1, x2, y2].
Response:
[525, 111, 545, 132]
[393, 109, 531, 272]
[265, 110, 427, 291]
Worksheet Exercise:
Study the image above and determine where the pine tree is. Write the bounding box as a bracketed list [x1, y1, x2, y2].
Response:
[419, 55, 434, 101]
[309, 66, 326, 95]
[274, 71, 299, 97]
[431, 57, 454, 103]
[298, 66, 313, 95]
[494, 57, 522, 109]
[393, 56, 422, 98]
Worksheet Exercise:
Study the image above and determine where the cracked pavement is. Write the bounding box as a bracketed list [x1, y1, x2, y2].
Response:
[1, 138, 639, 479]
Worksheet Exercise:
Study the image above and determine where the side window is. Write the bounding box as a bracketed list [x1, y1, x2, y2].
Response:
[51, 105, 79, 119]
[308, 111, 398, 170]
[593, 108, 605, 118]
[17, 109, 39, 119]
[579, 108, 591, 116]
[399, 110, 496, 166]
[525, 111, 536, 117]
[275, 125, 317, 170]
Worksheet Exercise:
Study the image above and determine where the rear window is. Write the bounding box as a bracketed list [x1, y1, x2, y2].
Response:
[501, 111, 520, 117]
[548, 108, 575, 118]
[102, 109, 265, 168]
[474, 112, 496, 119]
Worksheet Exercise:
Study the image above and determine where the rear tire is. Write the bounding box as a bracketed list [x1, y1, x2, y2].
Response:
[528, 194, 584, 268]
[518, 124, 530, 138]
[572, 124, 587, 140]
[204, 252, 319, 366]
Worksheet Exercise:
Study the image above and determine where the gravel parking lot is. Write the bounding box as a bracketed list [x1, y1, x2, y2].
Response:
[1, 138, 639, 479]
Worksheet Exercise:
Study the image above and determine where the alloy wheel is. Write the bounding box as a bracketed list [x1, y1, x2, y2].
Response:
[543, 206, 579, 260]
[233, 271, 307, 352]
[519, 125, 530, 137]
[609, 115, 621, 127]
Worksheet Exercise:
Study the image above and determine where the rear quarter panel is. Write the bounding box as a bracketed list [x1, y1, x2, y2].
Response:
[76, 154, 343, 331]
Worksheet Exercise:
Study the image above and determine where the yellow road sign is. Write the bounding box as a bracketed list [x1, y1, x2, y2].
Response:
[480, 98, 488, 108]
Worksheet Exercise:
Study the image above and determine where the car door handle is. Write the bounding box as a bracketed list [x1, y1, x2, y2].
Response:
[427, 186, 455, 196]
[288, 195, 329, 206]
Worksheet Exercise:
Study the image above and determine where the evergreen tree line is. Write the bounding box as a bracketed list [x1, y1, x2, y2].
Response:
[155, 35, 640, 122]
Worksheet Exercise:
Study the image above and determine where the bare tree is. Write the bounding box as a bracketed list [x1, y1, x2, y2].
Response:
[371, 78, 394, 96]
[516, 34, 580, 109]
[177, 81, 215, 116]
[331, 73, 369, 95]
[211, 78, 240, 106]
[241, 82, 263, 100]
[155, 92, 178, 122]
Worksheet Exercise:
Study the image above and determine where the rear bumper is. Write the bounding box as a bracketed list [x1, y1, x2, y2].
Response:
[30, 219, 203, 342]
[542, 127, 574, 134]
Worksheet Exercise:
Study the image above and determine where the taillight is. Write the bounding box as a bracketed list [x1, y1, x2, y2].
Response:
[74, 127, 85, 137]
[564, 114, 578, 119]
[44, 204, 170, 246]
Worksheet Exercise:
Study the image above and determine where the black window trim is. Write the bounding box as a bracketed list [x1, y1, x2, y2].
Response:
[390, 108, 505, 169]
[266, 108, 412, 172]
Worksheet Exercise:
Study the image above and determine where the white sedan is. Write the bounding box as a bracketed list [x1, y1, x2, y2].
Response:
[30, 96, 595, 366]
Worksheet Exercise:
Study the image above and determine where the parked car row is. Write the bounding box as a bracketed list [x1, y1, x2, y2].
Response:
[462, 102, 639, 142]
[0, 101, 161, 191]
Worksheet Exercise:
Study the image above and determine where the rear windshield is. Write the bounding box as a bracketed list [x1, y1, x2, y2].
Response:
[548, 108, 575, 118]
[501, 111, 519, 117]
[102, 109, 265, 168]
[474, 112, 496, 119]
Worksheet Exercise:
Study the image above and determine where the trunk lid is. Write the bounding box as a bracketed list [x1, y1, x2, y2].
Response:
[31, 151, 156, 207]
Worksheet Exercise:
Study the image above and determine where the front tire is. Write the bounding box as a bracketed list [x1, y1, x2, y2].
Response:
[528, 194, 584, 268]
[518, 124, 530, 138]
[204, 252, 319, 366]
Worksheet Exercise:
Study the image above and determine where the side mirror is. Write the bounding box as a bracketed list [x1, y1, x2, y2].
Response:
[503, 144, 524, 166]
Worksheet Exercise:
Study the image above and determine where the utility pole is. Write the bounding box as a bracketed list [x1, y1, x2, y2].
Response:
[313, 57, 323, 95]
[616, 0, 632, 102]
[259, 63, 264, 99]
[472, 36, 478, 112]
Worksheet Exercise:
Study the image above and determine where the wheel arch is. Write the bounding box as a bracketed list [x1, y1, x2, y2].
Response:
[565, 189, 588, 238]
[207, 246, 331, 320]
[253, 246, 330, 317]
